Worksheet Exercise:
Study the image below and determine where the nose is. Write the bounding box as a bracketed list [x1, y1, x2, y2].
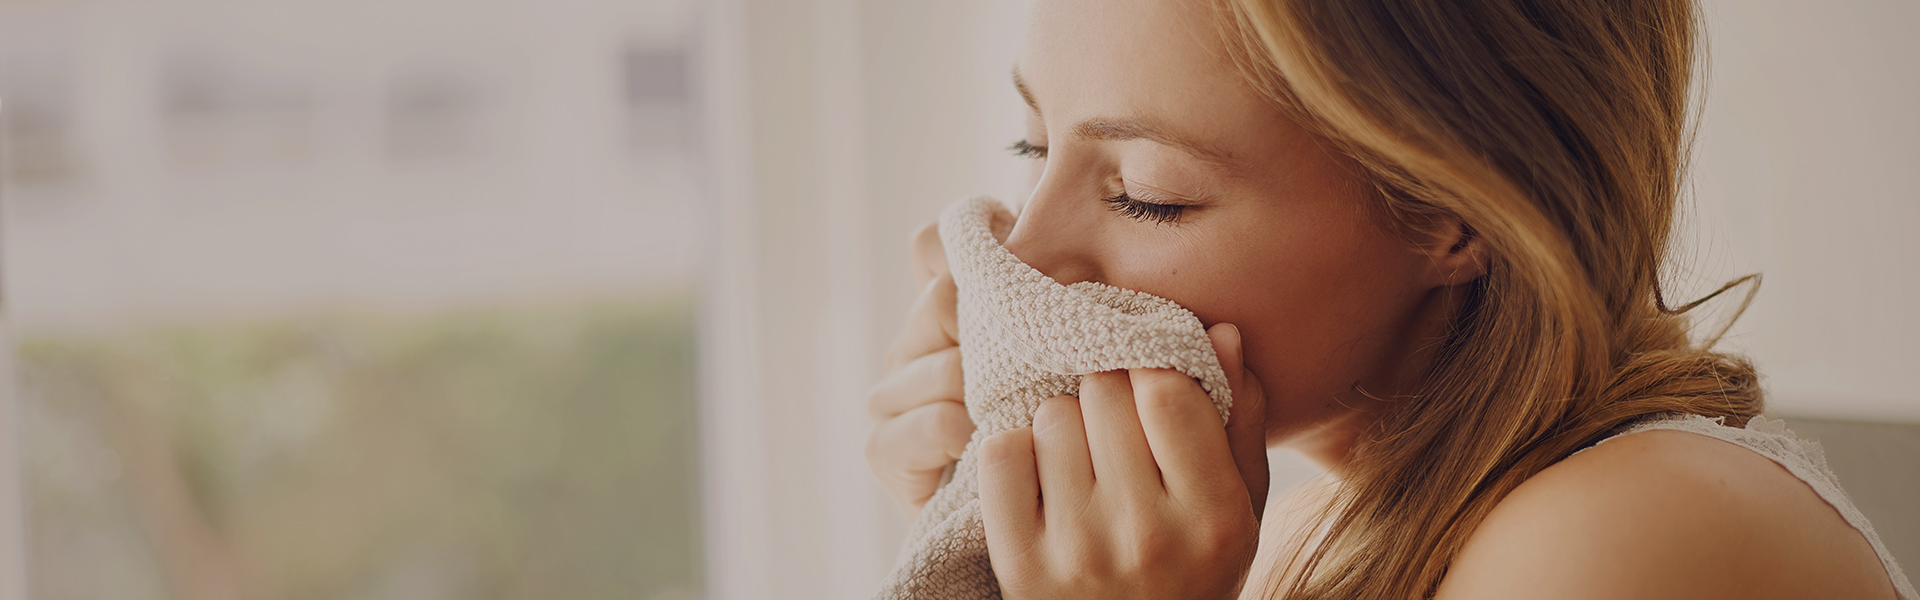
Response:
[1002, 188, 1104, 286]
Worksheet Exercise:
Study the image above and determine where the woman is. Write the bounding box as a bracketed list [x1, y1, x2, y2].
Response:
[864, 0, 1913, 598]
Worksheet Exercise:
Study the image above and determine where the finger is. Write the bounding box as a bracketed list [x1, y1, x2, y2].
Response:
[867, 401, 975, 506]
[1129, 367, 1239, 500]
[870, 401, 974, 471]
[1078, 371, 1162, 489]
[979, 427, 1041, 563]
[1031, 395, 1094, 510]
[910, 221, 950, 289]
[1212, 323, 1271, 516]
[867, 347, 965, 421]
[882, 273, 960, 372]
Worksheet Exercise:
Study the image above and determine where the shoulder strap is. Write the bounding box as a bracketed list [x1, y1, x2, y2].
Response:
[1582, 414, 1917, 600]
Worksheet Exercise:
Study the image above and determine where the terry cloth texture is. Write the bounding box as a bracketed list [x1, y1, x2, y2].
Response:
[873, 195, 1235, 600]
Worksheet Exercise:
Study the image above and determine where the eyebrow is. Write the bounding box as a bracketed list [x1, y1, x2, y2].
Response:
[1012, 66, 1237, 169]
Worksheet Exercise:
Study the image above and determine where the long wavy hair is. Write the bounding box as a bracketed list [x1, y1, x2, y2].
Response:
[1215, 0, 1763, 597]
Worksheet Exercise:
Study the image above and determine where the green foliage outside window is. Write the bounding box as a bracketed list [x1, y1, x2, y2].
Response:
[17, 297, 701, 600]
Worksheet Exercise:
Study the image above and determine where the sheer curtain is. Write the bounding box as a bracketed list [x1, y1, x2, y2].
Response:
[693, 1, 1028, 598]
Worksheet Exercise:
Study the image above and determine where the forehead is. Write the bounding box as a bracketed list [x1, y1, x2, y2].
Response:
[1021, 0, 1283, 159]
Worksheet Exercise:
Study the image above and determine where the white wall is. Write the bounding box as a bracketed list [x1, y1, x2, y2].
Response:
[1685, 0, 1920, 422]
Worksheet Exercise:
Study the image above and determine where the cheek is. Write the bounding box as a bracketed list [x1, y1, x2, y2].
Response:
[1103, 207, 1424, 400]
[1110, 208, 1413, 321]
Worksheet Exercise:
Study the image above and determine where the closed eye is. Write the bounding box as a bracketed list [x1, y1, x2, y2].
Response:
[1102, 192, 1187, 224]
[1009, 139, 1048, 160]
[1009, 138, 1187, 224]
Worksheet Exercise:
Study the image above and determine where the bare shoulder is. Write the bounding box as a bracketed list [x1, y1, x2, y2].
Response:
[1433, 427, 1899, 600]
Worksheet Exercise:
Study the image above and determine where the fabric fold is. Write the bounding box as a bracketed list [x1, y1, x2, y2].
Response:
[874, 195, 1233, 600]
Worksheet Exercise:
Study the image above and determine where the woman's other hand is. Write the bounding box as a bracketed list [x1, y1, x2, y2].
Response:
[867, 222, 974, 519]
[979, 323, 1270, 600]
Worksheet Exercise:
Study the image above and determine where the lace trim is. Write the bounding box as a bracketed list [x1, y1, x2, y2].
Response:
[1577, 413, 1917, 600]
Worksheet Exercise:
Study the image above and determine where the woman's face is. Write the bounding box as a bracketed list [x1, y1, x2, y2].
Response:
[1011, 0, 1466, 450]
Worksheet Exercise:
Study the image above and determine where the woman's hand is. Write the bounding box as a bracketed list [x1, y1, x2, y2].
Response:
[979, 323, 1269, 600]
[867, 223, 975, 519]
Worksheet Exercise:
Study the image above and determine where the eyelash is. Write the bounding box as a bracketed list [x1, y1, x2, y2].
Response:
[1102, 192, 1187, 224]
[1008, 138, 1189, 225]
[1009, 139, 1048, 159]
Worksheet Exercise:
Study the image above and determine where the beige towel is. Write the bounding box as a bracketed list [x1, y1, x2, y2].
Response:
[874, 196, 1235, 600]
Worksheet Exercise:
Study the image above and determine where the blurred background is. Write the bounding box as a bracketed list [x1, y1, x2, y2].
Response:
[0, 0, 1912, 600]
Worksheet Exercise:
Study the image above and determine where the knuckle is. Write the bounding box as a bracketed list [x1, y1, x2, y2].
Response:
[1031, 396, 1080, 434]
[979, 431, 1012, 459]
[912, 221, 942, 255]
[864, 380, 891, 419]
[864, 425, 892, 466]
[933, 348, 965, 395]
[1057, 555, 1109, 587]
[1134, 369, 1194, 399]
[913, 404, 949, 439]
[917, 275, 959, 334]
[913, 223, 950, 274]
[1117, 524, 1179, 572]
[1081, 371, 1125, 392]
[1135, 382, 1188, 415]
[1190, 513, 1253, 560]
[930, 273, 958, 308]
[979, 429, 1028, 466]
[910, 272, 955, 313]
[1074, 377, 1109, 405]
[929, 402, 974, 448]
[978, 432, 1006, 458]
[879, 348, 905, 374]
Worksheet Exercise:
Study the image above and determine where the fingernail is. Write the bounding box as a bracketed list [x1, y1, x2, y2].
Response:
[1217, 323, 1241, 352]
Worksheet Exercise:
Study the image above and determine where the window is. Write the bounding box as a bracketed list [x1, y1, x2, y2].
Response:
[2, 1, 703, 598]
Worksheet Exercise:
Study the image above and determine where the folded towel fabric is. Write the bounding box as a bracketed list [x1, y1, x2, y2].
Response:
[873, 195, 1235, 600]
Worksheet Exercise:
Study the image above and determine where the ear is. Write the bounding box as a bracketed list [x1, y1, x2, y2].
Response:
[1416, 216, 1489, 288]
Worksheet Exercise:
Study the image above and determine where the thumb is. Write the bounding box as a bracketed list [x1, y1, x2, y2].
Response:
[1209, 322, 1270, 519]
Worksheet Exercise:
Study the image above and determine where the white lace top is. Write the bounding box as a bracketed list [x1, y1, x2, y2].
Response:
[1575, 413, 1917, 599]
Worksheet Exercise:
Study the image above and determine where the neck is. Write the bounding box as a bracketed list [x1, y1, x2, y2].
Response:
[1281, 409, 1378, 475]
[1282, 282, 1473, 474]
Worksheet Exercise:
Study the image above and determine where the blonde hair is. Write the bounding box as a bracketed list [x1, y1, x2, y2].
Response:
[1215, 0, 1762, 597]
